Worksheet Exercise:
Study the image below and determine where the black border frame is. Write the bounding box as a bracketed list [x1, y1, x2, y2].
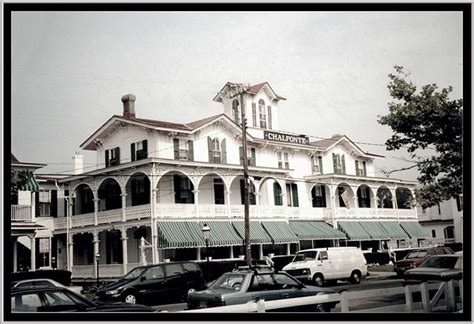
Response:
[3, 2, 471, 322]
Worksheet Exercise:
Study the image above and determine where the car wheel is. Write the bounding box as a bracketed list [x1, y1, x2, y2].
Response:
[350, 271, 361, 284]
[123, 293, 138, 304]
[313, 274, 324, 287]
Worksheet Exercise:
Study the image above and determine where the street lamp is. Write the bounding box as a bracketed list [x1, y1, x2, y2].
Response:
[95, 253, 100, 288]
[202, 223, 211, 276]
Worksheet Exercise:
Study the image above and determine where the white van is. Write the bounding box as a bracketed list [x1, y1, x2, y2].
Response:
[282, 247, 367, 287]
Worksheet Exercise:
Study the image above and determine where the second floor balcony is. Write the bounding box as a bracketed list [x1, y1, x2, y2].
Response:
[11, 205, 32, 222]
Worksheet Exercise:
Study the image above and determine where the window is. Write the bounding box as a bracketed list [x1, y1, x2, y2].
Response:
[267, 106, 272, 129]
[318, 251, 328, 261]
[232, 99, 240, 124]
[37, 190, 51, 216]
[286, 183, 299, 207]
[12, 293, 42, 312]
[312, 155, 323, 174]
[208, 137, 225, 163]
[173, 175, 195, 204]
[437, 203, 441, 215]
[174, 138, 194, 161]
[144, 266, 164, 280]
[357, 186, 371, 208]
[164, 263, 184, 276]
[432, 230, 436, 238]
[214, 178, 225, 205]
[131, 140, 148, 161]
[456, 195, 463, 211]
[258, 99, 267, 128]
[273, 182, 283, 206]
[277, 152, 289, 169]
[240, 179, 256, 205]
[273, 273, 299, 289]
[332, 153, 346, 174]
[250, 274, 276, 292]
[355, 160, 367, 176]
[105, 147, 120, 167]
[239, 147, 256, 166]
[312, 185, 326, 208]
[252, 103, 257, 127]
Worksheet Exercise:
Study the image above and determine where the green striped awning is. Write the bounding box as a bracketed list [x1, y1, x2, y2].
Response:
[358, 222, 391, 240]
[232, 221, 273, 244]
[198, 221, 243, 247]
[337, 221, 372, 241]
[379, 221, 410, 239]
[157, 221, 203, 249]
[399, 221, 430, 239]
[289, 221, 346, 240]
[261, 221, 299, 244]
[18, 175, 40, 192]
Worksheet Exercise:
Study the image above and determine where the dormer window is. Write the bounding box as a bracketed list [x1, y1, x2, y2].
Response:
[258, 99, 267, 128]
[232, 99, 240, 125]
[332, 153, 346, 174]
[105, 147, 120, 167]
[355, 160, 367, 176]
[174, 138, 194, 161]
[208, 137, 227, 164]
[131, 140, 147, 161]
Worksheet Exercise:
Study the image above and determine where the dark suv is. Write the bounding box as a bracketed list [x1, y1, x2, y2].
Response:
[95, 261, 205, 305]
[394, 246, 454, 276]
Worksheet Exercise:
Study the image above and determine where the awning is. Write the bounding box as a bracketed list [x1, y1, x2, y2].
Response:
[17, 175, 40, 192]
[399, 221, 430, 239]
[198, 221, 243, 247]
[157, 221, 204, 249]
[289, 221, 346, 240]
[358, 222, 391, 240]
[261, 221, 299, 244]
[232, 221, 273, 244]
[379, 221, 410, 239]
[337, 221, 372, 241]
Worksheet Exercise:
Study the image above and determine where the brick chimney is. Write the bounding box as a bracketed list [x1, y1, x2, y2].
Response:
[72, 152, 83, 175]
[121, 94, 136, 119]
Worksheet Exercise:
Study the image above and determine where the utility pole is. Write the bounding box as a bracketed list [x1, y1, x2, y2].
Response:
[227, 83, 251, 266]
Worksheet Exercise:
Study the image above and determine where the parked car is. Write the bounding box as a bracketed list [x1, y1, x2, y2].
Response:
[11, 287, 155, 312]
[270, 255, 295, 271]
[404, 253, 463, 282]
[394, 246, 454, 277]
[12, 278, 83, 295]
[282, 247, 367, 287]
[187, 266, 338, 312]
[95, 261, 205, 305]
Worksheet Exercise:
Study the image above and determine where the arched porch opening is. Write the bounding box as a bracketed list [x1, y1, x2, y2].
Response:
[396, 187, 413, 209]
[73, 184, 94, 215]
[198, 173, 227, 205]
[336, 183, 355, 208]
[157, 171, 195, 204]
[377, 186, 393, 208]
[311, 183, 330, 208]
[258, 177, 283, 206]
[98, 178, 122, 211]
[126, 172, 150, 207]
[229, 176, 256, 205]
[357, 184, 374, 208]
[72, 233, 93, 265]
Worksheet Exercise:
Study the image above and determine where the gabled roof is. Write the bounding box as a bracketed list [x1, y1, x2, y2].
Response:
[310, 135, 384, 158]
[80, 113, 243, 150]
[213, 81, 286, 102]
[11, 153, 47, 169]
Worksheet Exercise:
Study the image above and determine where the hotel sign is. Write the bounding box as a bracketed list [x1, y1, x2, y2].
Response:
[264, 131, 309, 145]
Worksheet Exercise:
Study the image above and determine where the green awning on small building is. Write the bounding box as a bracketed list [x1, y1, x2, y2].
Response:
[232, 221, 273, 244]
[261, 221, 299, 244]
[358, 222, 391, 240]
[399, 221, 430, 239]
[289, 221, 346, 240]
[337, 221, 372, 241]
[379, 221, 410, 239]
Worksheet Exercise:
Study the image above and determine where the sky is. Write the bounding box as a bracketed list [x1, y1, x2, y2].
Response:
[10, 10, 464, 181]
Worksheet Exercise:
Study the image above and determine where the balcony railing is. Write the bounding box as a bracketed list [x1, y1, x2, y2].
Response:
[11, 205, 32, 221]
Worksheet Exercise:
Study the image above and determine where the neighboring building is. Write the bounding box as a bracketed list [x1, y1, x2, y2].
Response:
[417, 196, 463, 247]
[48, 82, 426, 280]
[10, 154, 47, 272]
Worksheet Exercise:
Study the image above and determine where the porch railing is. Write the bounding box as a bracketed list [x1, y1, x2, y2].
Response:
[11, 205, 32, 221]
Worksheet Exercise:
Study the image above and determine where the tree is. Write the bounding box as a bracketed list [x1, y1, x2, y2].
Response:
[378, 66, 463, 208]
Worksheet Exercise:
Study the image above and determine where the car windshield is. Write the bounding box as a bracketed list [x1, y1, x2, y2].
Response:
[209, 274, 245, 291]
[405, 250, 427, 258]
[123, 267, 146, 279]
[293, 251, 317, 262]
[420, 256, 459, 269]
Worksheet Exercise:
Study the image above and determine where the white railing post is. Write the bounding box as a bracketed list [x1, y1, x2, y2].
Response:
[404, 285, 414, 312]
[340, 291, 350, 312]
[446, 280, 456, 311]
[459, 279, 463, 307]
[256, 299, 265, 313]
[420, 282, 431, 312]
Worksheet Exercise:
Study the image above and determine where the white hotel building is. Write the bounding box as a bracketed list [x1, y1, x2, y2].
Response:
[46, 82, 427, 279]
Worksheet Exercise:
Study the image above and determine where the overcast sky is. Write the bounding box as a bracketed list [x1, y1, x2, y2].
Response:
[10, 11, 463, 181]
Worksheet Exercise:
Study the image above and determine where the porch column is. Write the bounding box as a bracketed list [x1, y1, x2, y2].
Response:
[13, 239, 18, 272]
[328, 184, 338, 228]
[93, 198, 99, 225]
[351, 186, 358, 210]
[30, 235, 36, 271]
[31, 192, 36, 221]
[68, 237, 74, 272]
[230, 246, 234, 259]
[193, 189, 200, 217]
[121, 194, 127, 222]
[259, 244, 263, 260]
[151, 188, 158, 264]
[93, 231, 100, 278]
[391, 188, 399, 222]
[48, 237, 52, 267]
[225, 190, 231, 217]
[196, 247, 201, 261]
[121, 229, 128, 275]
[286, 243, 291, 256]
[255, 192, 261, 218]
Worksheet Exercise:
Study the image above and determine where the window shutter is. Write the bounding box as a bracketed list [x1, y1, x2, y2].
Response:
[142, 140, 148, 158]
[341, 155, 346, 174]
[188, 140, 194, 161]
[207, 137, 213, 162]
[115, 147, 120, 165]
[51, 190, 57, 217]
[250, 148, 256, 166]
[221, 138, 227, 163]
[291, 183, 299, 207]
[273, 182, 282, 206]
[362, 161, 367, 176]
[105, 149, 110, 167]
[131, 143, 136, 161]
[239, 146, 244, 165]
[332, 153, 337, 173]
[252, 103, 257, 127]
[355, 160, 359, 175]
[267, 106, 272, 129]
[173, 138, 179, 159]
[318, 156, 323, 174]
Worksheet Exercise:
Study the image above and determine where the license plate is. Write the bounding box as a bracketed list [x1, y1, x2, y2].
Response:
[199, 301, 207, 308]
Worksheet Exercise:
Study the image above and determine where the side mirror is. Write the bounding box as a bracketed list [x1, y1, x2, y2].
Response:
[140, 276, 146, 282]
